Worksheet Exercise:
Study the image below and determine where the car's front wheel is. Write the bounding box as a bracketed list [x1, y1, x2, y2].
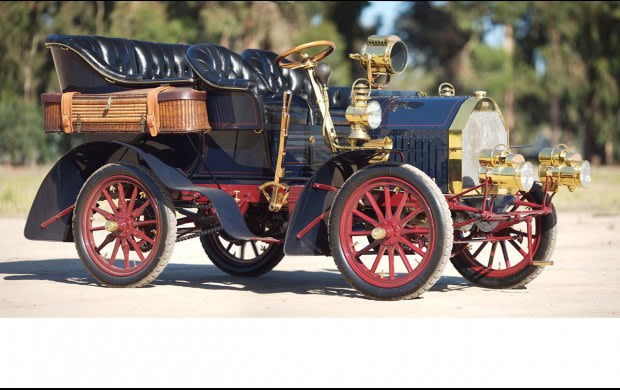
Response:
[329, 164, 453, 300]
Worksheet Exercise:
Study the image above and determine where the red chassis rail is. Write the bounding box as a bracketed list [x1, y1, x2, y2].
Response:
[177, 184, 305, 215]
[174, 184, 305, 242]
[446, 177, 555, 228]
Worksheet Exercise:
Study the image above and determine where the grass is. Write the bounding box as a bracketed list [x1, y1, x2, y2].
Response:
[551, 165, 620, 215]
[0, 164, 618, 217]
[0, 165, 50, 217]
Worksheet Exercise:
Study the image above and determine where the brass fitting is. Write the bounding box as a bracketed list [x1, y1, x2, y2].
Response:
[538, 144, 591, 192]
[478, 145, 535, 193]
[345, 79, 373, 141]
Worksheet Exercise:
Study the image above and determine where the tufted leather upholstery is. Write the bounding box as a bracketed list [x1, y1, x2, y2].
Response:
[186, 43, 266, 93]
[46, 34, 194, 83]
[131, 40, 194, 81]
[241, 49, 313, 100]
[241, 49, 317, 124]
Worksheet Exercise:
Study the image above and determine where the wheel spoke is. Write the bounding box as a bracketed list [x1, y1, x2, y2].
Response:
[121, 239, 130, 269]
[352, 209, 378, 227]
[93, 206, 114, 221]
[225, 241, 234, 252]
[239, 242, 246, 260]
[384, 186, 392, 219]
[127, 185, 138, 213]
[108, 238, 121, 265]
[508, 239, 528, 258]
[131, 199, 151, 218]
[471, 241, 488, 258]
[132, 229, 155, 245]
[488, 242, 498, 268]
[118, 183, 126, 212]
[365, 191, 384, 222]
[388, 247, 395, 280]
[396, 244, 414, 273]
[96, 234, 115, 253]
[401, 227, 430, 236]
[134, 220, 157, 227]
[398, 237, 425, 258]
[127, 237, 146, 263]
[355, 239, 380, 259]
[500, 241, 511, 268]
[90, 226, 106, 232]
[370, 245, 387, 274]
[349, 230, 374, 236]
[399, 206, 422, 226]
[394, 193, 408, 220]
[250, 241, 259, 257]
[102, 189, 117, 213]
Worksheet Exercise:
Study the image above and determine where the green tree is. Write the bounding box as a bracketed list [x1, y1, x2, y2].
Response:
[0, 1, 373, 165]
[107, 1, 186, 43]
[394, 1, 620, 163]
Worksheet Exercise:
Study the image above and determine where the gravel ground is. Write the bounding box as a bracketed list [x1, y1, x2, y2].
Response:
[1, 212, 618, 317]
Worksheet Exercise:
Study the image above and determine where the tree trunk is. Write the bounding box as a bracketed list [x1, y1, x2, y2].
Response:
[96, 1, 105, 35]
[503, 24, 515, 130]
[605, 136, 614, 165]
[549, 93, 561, 145]
[548, 27, 562, 146]
[22, 32, 39, 101]
[583, 89, 599, 164]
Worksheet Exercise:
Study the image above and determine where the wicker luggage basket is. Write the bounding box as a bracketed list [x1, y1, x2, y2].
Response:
[42, 87, 210, 136]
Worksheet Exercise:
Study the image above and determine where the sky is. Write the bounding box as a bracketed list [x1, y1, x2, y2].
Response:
[360, 1, 504, 47]
[360, 1, 408, 35]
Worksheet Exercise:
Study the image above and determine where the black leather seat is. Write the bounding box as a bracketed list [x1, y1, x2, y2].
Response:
[186, 43, 267, 93]
[242, 49, 313, 99]
[242, 49, 316, 125]
[46, 34, 194, 84]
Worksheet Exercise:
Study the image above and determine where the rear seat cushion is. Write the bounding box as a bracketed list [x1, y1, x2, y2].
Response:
[132, 40, 194, 81]
[45, 34, 193, 83]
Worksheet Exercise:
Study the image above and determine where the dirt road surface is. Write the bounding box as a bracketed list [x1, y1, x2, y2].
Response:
[1, 212, 618, 317]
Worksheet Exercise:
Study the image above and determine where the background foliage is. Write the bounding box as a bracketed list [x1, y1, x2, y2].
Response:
[0, 1, 618, 165]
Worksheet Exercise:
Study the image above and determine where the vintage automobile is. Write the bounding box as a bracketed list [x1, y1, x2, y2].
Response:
[25, 34, 590, 300]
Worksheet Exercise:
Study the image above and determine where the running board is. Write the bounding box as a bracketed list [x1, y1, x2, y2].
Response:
[533, 261, 554, 267]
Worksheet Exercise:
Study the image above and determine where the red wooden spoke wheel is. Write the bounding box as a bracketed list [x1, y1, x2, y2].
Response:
[450, 183, 557, 289]
[329, 164, 453, 300]
[73, 163, 176, 287]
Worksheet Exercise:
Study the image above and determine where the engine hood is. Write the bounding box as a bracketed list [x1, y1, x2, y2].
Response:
[370, 96, 469, 133]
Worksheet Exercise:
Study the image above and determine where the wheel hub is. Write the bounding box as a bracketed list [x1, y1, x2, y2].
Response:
[106, 212, 136, 237]
[371, 226, 387, 240]
[373, 220, 401, 246]
[104, 221, 119, 232]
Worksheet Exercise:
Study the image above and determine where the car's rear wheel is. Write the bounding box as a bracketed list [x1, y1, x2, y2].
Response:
[73, 163, 176, 287]
[200, 232, 284, 277]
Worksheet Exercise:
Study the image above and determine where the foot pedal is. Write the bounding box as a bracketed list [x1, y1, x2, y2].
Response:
[533, 260, 554, 267]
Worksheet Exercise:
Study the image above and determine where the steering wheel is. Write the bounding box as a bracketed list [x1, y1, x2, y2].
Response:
[274, 40, 335, 70]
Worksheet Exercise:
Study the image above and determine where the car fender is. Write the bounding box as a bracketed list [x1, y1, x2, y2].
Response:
[25, 141, 269, 244]
[284, 151, 378, 256]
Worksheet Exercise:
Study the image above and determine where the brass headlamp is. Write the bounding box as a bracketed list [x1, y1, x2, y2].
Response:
[349, 35, 408, 88]
[538, 144, 591, 191]
[345, 79, 383, 141]
[478, 145, 535, 193]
